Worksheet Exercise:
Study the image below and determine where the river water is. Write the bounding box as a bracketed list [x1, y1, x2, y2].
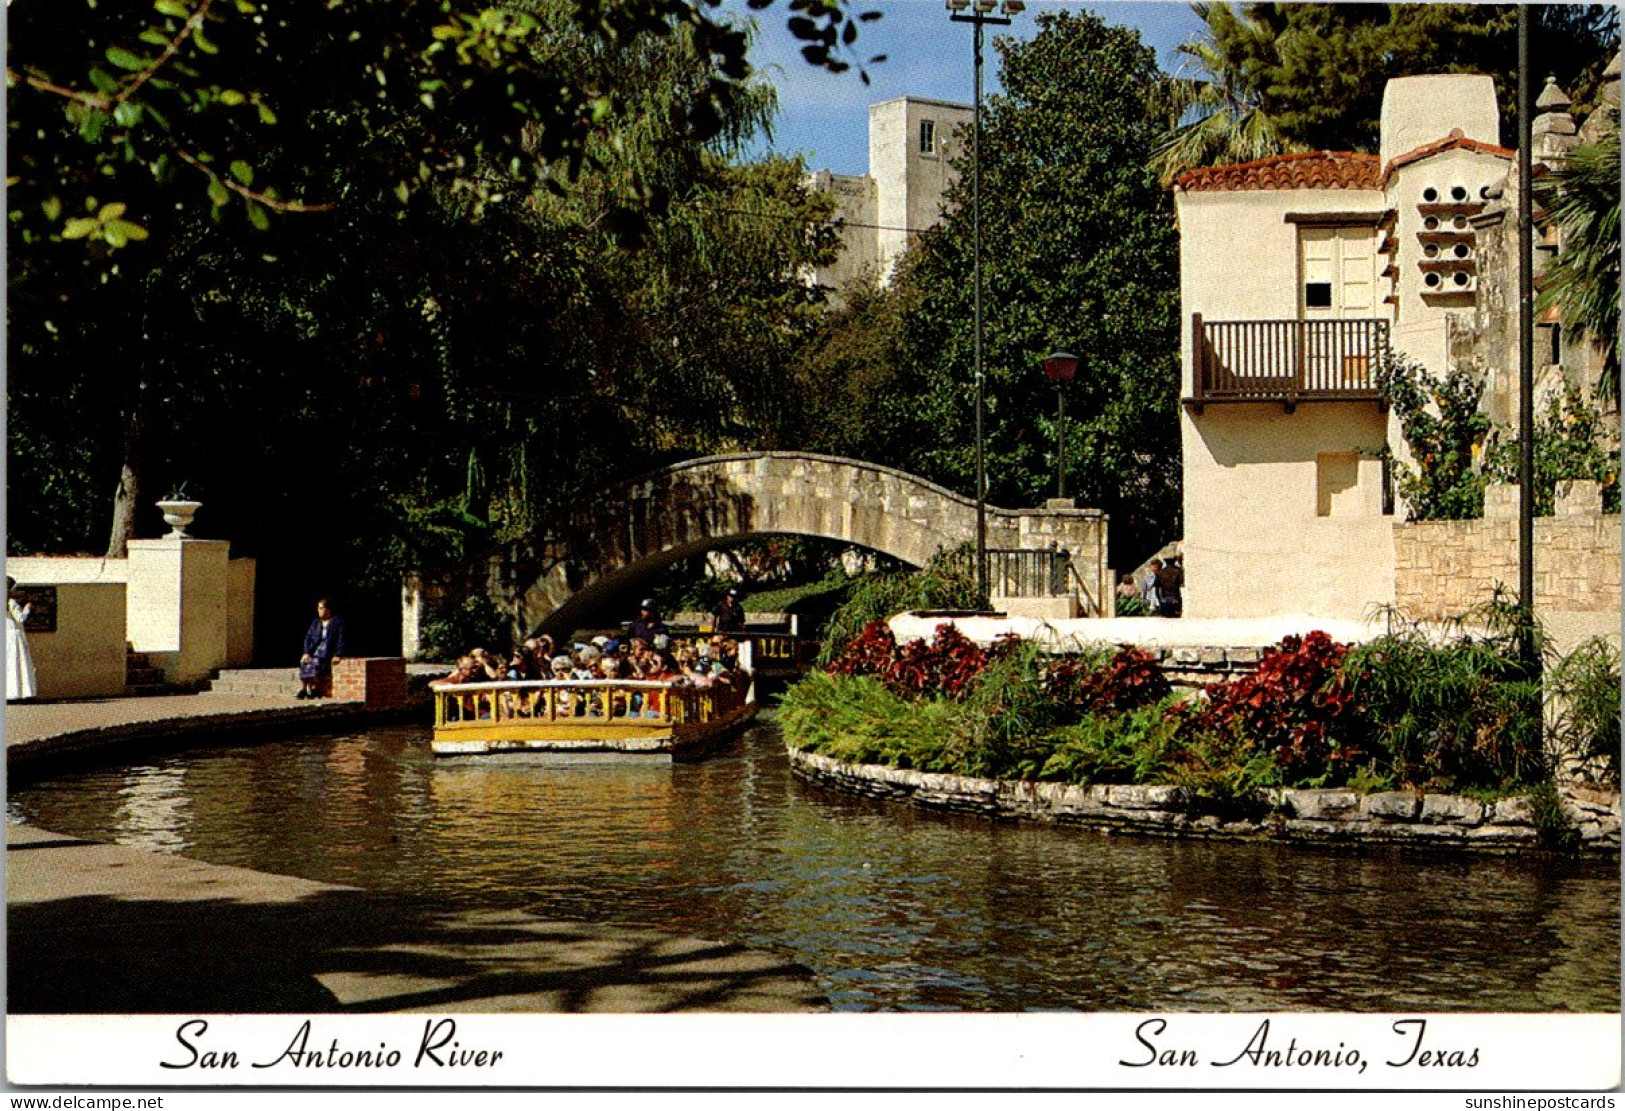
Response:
[8, 715, 1618, 1012]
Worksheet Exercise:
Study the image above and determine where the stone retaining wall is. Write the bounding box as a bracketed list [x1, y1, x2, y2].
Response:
[787, 747, 1621, 854]
[1393, 482, 1620, 623]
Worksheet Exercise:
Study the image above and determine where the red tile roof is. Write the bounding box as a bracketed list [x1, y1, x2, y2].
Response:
[1381, 129, 1515, 184]
[1174, 151, 1381, 193]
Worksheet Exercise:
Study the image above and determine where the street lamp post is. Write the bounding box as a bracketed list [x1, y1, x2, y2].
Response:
[947, 0, 1024, 604]
[1043, 350, 1080, 501]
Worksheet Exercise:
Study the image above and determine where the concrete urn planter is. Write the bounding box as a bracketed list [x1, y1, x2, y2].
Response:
[156, 499, 202, 539]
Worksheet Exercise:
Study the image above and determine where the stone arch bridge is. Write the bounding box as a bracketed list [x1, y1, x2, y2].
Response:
[405, 452, 1110, 645]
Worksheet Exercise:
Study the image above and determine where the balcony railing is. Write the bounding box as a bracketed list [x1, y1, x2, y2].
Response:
[1189, 315, 1390, 411]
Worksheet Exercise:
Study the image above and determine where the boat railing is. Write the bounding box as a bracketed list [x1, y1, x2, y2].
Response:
[430, 677, 750, 732]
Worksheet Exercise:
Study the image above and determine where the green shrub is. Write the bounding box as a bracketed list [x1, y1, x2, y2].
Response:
[417, 592, 511, 661]
[817, 545, 983, 663]
[778, 670, 962, 771]
[1037, 699, 1185, 785]
[1547, 637, 1622, 785]
[1339, 613, 1544, 791]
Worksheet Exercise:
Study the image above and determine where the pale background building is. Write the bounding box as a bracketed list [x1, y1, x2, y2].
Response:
[809, 96, 972, 293]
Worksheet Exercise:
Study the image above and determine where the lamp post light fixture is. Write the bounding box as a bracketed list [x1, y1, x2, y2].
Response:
[1043, 350, 1080, 501]
[947, 0, 1024, 603]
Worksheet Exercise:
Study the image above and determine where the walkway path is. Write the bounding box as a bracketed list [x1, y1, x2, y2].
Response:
[5, 689, 373, 764]
[8, 823, 826, 1013]
[6, 690, 828, 1013]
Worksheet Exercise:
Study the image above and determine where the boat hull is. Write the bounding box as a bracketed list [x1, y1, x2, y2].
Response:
[431, 702, 758, 761]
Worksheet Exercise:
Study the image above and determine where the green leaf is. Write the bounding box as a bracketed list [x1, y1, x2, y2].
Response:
[192, 23, 219, 54]
[257, 102, 278, 125]
[218, 88, 246, 106]
[88, 67, 120, 94]
[206, 178, 230, 207]
[107, 218, 150, 242]
[246, 203, 269, 231]
[112, 100, 143, 128]
[229, 160, 253, 186]
[61, 217, 100, 240]
[41, 197, 61, 223]
[77, 110, 107, 142]
[98, 201, 128, 219]
[154, 0, 190, 16]
[105, 46, 150, 71]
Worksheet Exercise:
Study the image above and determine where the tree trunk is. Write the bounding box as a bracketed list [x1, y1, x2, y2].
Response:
[105, 374, 152, 558]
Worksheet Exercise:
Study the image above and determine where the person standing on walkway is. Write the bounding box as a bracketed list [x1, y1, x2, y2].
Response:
[1140, 560, 1162, 614]
[6, 577, 37, 701]
[1155, 555, 1184, 618]
[297, 598, 346, 699]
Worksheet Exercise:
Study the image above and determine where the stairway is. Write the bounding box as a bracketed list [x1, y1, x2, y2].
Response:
[124, 647, 167, 696]
[207, 668, 303, 697]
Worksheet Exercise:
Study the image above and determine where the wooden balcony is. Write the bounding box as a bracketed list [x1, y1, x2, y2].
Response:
[1187, 314, 1390, 413]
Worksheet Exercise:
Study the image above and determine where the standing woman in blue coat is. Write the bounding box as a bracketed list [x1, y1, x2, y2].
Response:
[297, 598, 345, 699]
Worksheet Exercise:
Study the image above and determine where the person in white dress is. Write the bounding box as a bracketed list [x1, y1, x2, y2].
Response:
[7, 576, 38, 701]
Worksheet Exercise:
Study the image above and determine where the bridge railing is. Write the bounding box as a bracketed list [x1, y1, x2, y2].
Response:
[977, 548, 1073, 598]
[430, 678, 749, 732]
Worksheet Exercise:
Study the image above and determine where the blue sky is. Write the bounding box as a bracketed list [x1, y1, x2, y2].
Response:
[740, 1, 1208, 175]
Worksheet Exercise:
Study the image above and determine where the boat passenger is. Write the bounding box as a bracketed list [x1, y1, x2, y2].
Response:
[549, 654, 578, 717]
[629, 599, 668, 645]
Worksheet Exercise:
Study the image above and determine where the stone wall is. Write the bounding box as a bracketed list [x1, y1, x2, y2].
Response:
[1393, 483, 1620, 631]
[789, 748, 1621, 855]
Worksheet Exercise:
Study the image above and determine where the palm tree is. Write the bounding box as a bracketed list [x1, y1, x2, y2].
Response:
[1149, 3, 1309, 185]
[1538, 120, 1621, 402]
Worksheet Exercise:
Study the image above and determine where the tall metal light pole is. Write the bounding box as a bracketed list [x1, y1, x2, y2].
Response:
[1044, 350, 1080, 500]
[947, 0, 1024, 604]
[1517, 6, 1537, 672]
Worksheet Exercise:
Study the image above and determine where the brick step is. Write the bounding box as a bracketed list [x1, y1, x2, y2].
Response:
[126, 666, 166, 686]
[126, 649, 152, 669]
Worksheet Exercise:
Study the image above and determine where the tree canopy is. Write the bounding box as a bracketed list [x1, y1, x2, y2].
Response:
[7, 0, 843, 651]
[1154, 3, 1620, 182]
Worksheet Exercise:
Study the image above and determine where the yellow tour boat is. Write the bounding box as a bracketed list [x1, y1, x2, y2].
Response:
[430, 675, 757, 760]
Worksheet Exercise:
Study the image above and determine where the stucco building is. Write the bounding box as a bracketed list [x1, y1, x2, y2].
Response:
[809, 96, 972, 292]
[1173, 69, 1619, 633]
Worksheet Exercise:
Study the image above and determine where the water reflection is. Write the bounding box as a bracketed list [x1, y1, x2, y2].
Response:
[8, 718, 1618, 1013]
[111, 765, 190, 854]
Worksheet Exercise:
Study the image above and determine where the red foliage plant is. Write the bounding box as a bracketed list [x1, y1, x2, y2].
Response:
[1195, 631, 1362, 779]
[1046, 646, 1171, 714]
[826, 621, 998, 702]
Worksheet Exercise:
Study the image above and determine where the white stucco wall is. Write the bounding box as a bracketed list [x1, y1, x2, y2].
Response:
[1176, 186, 1396, 620]
[1388, 145, 1513, 372]
[127, 538, 231, 683]
[21, 582, 128, 700]
[4, 556, 129, 584]
[1181, 403, 1396, 620]
[1380, 74, 1501, 167]
[226, 557, 256, 668]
